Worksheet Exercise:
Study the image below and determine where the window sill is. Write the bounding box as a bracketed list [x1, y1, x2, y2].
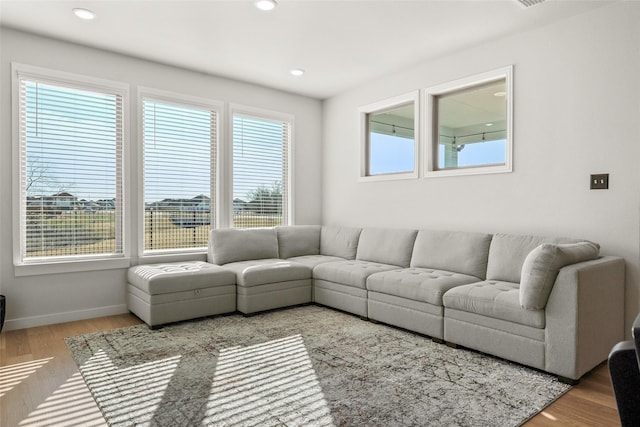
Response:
[14, 257, 132, 277]
[359, 171, 419, 182]
[424, 163, 512, 178]
[138, 251, 208, 265]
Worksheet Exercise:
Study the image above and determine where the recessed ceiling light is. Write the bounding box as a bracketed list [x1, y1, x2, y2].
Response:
[485, 123, 494, 127]
[494, 91, 506, 97]
[255, 0, 277, 11]
[290, 68, 305, 77]
[73, 8, 96, 20]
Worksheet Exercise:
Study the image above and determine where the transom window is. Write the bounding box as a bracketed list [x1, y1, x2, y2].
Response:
[424, 66, 513, 177]
[359, 92, 419, 181]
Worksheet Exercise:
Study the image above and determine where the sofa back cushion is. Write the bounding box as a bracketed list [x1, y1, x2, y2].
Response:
[208, 228, 278, 265]
[276, 225, 321, 259]
[520, 242, 600, 310]
[410, 229, 492, 279]
[320, 225, 362, 259]
[356, 228, 418, 267]
[486, 233, 581, 283]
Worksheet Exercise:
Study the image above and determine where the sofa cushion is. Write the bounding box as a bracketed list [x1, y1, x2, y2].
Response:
[410, 229, 492, 279]
[208, 228, 279, 265]
[286, 255, 346, 269]
[313, 260, 398, 289]
[485, 233, 581, 283]
[128, 261, 236, 295]
[222, 259, 310, 287]
[356, 228, 418, 267]
[320, 225, 361, 259]
[519, 242, 600, 310]
[277, 225, 321, 259]
[443, 280, 545, 329]
[367, 268, 480, 306]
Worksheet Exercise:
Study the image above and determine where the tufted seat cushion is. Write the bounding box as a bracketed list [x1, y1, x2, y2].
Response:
[128, 261, 236, 295]
[221, 259, 310, 287]
[127, 261, 237, 327]
[367, 268, 481, 306]
[443, 280, 545, 329]
[313, 260, 398, 289]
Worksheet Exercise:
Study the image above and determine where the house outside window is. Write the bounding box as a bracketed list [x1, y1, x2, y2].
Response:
[13, 64, 128, 268]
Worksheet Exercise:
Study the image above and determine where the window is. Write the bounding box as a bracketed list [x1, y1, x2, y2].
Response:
[359, 92, 419, 181]
[424, 66, 513, 177]
[231, 108, 292, 228]
[140, 89, 222, 253]
[13, 64, 128, 266]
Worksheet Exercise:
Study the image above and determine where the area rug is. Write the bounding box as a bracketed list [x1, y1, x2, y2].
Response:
[65, 305, 570, 426]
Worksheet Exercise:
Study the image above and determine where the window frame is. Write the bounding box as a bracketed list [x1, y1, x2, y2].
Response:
[137, 87, 223, 260]
[422, 66, 514, 178]
[227, 104, 294, 229]
[359, 91, 420, 182]
[11, 63, 131, 276]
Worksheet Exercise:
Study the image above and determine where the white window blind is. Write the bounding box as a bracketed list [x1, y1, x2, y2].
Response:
[142, 97, 217, 252]
[232, 113, 289, 228]
[18, 78, 124, 260]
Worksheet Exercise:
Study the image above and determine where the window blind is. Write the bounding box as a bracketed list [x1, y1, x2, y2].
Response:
[142, 98, 216, 252]
[232, 114, 289, 228]
[19, 79, 124, 260]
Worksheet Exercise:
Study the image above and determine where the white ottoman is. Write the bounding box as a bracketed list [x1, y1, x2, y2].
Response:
[127, 261, 236, 328]
[222, 259, 312, 314]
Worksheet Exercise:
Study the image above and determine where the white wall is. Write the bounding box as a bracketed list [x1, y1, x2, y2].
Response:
[0, 28, 323, 330]
[322, 2, 640, 333]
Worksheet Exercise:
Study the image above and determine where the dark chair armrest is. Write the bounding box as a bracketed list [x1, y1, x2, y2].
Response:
[610, 340, 640, 426]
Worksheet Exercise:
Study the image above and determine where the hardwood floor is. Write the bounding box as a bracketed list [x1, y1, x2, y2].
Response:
[0, 314, 621, 426]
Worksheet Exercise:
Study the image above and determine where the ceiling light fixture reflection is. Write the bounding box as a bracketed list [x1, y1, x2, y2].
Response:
[73, 8, 96, 20]
[290, 68, 305, 77]
[255, 0, 277, 11]
[494, 91, 506, 97]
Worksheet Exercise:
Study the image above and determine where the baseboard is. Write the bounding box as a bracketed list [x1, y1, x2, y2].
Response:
[3, 304, 129, 331]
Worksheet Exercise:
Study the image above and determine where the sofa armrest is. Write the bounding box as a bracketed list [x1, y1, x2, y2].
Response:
[545, 256, 625, 380]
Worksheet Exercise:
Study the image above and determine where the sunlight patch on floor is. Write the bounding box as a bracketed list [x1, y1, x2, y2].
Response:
[18, 370, 105, 427]
[0, 357, 53, 397]
[203, 334, 335, 426]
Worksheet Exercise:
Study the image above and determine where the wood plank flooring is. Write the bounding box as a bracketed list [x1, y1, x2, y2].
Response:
[0, 313, 621, 426]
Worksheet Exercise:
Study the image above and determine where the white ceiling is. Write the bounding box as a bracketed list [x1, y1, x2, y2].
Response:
[0, 0, 617, 99]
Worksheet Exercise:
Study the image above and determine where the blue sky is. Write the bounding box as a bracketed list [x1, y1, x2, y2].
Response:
[370, 132, 505, 174]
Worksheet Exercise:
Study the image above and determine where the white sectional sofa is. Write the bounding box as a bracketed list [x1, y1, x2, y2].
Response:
[127, 224, 625, 382]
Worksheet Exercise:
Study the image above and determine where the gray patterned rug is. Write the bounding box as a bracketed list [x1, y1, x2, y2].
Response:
[65, 305, 570, 426]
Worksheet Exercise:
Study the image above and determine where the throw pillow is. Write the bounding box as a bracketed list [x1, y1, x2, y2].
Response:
[519, 242, 600, 310]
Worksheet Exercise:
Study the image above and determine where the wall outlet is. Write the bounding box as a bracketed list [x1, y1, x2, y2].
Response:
[590, 174, 609, 190]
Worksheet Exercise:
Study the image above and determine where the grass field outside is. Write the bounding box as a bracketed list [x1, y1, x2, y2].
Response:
[25, 210, 283, 257]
